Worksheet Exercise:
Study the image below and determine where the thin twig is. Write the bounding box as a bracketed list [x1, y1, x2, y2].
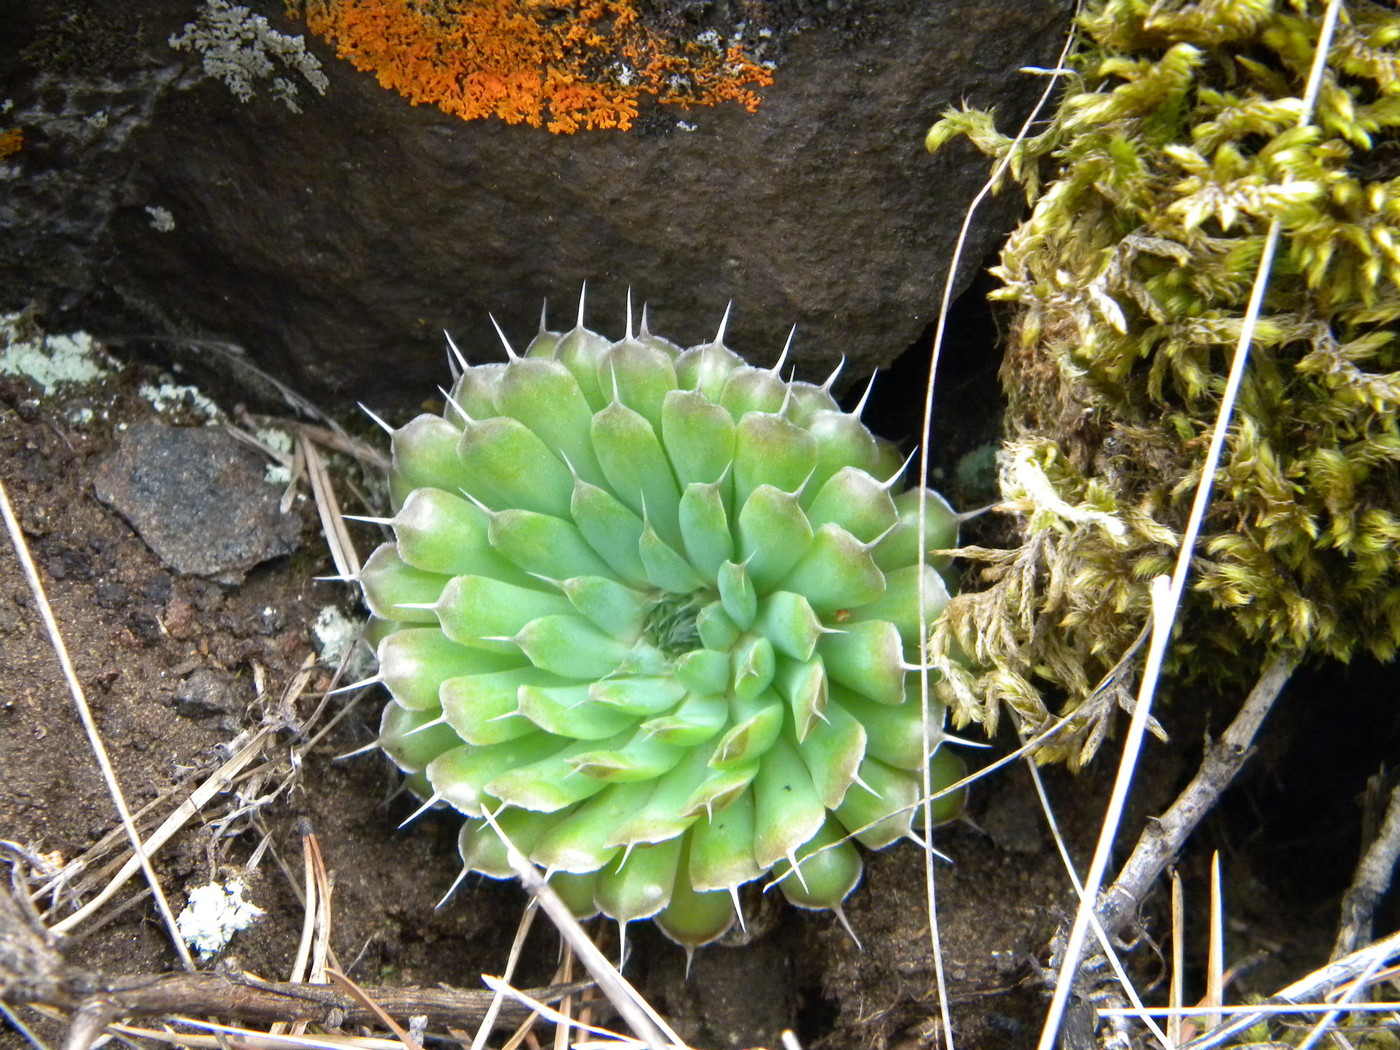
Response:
[0, 477, 195, 972]
[1180, 927, 1400, 1049]
[1332, 778, 1400, 960]
[1094, 653, 1296, 942]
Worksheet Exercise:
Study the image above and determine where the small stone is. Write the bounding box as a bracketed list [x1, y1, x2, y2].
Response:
[93, 423, 301, 583]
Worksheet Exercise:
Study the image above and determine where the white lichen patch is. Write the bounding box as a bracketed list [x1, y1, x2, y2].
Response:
[175, 878, 264, 960]
[256, 426, 295, 484]
[139, 380, 221, 419]
[313, 604, 364, 669]
[0, 314, 113, 396]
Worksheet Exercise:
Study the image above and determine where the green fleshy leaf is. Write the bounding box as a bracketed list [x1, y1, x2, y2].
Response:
[559, 575, 646, 640]
[674, 340, 744, 402]
[641, 692, 728, 746]
[360, 545, 451, 625]
[446, 362, 505, 421]
[736, 486, 813, 591]
[426, 733, 568, 816]
[391, 487, 524, 582]
[832, 755, 918, 849]
[710, 690, 783, 768]
[589, 676, 687, 715]
[488, 509, 614, 580]
[678, 481, 734, 577]
[733, 412, 818, 507]
[772, 816, 862, 911]
[925, 745, 968, 824]
[512, 614, 634, 678]
[751, 733, 827, 870]
[606, 744, 711, 846]
[568, 730, 684, 783]
[638, 519, 707, 592]
[803, 466, 899, 542]
[493, 357, 607, 487]
[439, 667, 562, 745]
[485, 732, 629, 811]
[594, 836, 684, 923]
[716, 560, 758, 629]
[680, 760, 761, 820]
[458, 809, 566, 879]
[873, 487, 959, 573]
[791, 703, 866, 809]
[570, 478, 649, 588]
[847, 563, 950, 645]
[378, 702, 460, 772]
[696, 601, 741, 651]
[777, 523, 886, 613]
[456, 415, 575, 517]
[378, 627, 524, 710]
[655, 833, 737, 948]
[780, 380, 840, 427]
[817, 620, 906, 704]
[755, 591, 826, 661]
[596, 337, 678, 431]
[552, 324, 612, 407]
[661, 389, 736, 492]
[687, 787, 763, 892]
[719, 366, 789, 418]
[591, 401, 683, 551]
[830, 684, 945, 771]
[435, 575, 576, 652]
[773, 655, 827, 741]
[672, 649, 730, 695]
[547, 869, 601, 919]
[730, 635, 777, 701]
[390, 414, 469, 509]
[517, 683, 636, 739]
[531, 784, 652, 872]
[803, 410, 885, 494]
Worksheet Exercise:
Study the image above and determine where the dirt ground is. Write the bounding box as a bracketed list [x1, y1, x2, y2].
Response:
[2, 336, 1398, 1050]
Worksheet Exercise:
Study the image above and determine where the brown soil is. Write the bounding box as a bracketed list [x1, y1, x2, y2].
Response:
[1, 347, 1395, 1050]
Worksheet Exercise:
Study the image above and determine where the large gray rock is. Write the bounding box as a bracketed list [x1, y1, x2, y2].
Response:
[1, 0, 1069, 411]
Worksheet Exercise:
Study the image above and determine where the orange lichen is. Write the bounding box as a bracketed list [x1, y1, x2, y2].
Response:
[288, 0, 772, 133]
[0, 128, 22, 160]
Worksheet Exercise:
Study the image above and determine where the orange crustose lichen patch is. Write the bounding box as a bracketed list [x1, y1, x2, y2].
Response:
[0, 128, 22, 160]
[290, 0, 773, 133]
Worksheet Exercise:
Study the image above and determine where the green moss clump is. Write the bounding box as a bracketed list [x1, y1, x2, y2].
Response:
[927, 0, 1400, 765]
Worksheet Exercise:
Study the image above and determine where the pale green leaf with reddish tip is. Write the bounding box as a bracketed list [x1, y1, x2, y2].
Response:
[687, 788, 762, 893]
[736, 486, 812, 591]
[816, 620, 906, 704]
[456, 415, 575, 517]
[426, 733, 568, 817]
[641, 692, 727, 746]
[732, 412, 817, 506]
[730, 635, 776, 702]
[517, 682, 636, 739]
[774, 656, 828, 742]
[438, 667, 558, 745]
[360, 545, 451, 625]
[389, 414, 469, 509]
[778, 523, 886, 613]
[568, 731, 684, 783]
[791, 704, 866, 810]
[803, 466, 899, 542]
[752, 734, 827, 871]
[378, 627, 524, 711]
[672, 648, 730, 695]
[772, 816, 862, 911]
[434, 574, 576, 652]
[661, 389, 736, 492]
[595, 836, 684, 923]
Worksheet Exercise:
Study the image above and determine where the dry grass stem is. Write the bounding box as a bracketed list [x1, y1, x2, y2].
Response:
[302, 435, 362, 581]
[0, 476, 196, 972]
[488, 810, 683, 1050]
[915, 9, 1086, 1044]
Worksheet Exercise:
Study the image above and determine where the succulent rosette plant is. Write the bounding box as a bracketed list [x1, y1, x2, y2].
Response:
[357, 297, 967, 949]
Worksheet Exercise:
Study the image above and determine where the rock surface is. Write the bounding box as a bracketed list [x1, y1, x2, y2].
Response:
[93, 422, 301, 581]
[1, 0, 1070, 411]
